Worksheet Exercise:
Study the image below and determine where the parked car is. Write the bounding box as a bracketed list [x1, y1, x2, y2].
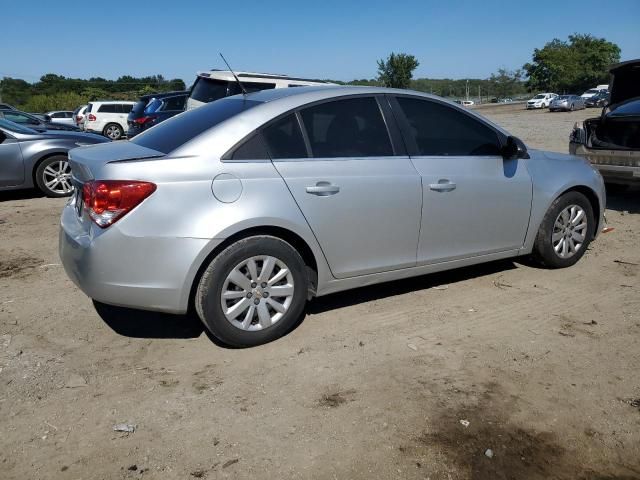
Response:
[526, 93, 558, 109]
[0, 109, 80, 131]
[46, 111, 76, 127]
[581, 85, 609, 99]
[83, 101, 136, 140]
[61, 86, 605, 347]
[127, 91, 188, 138]
[0, 119, 108, 197]
[73, 105, 88, 129]
[187, 70, 333, 110]
[570, 59, 640, 189]
[549, 95, 585, 112]
[585, 91, 609, 108]
[461, 100, 475, 107]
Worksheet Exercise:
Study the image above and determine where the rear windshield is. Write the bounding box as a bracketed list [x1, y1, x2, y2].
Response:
[190, 77, 230, 103]
[130, 100, 149, 116]
[86, 103, 93, 113]
[131, 97, 262, 154]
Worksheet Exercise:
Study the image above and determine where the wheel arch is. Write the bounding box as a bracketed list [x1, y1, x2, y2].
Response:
[555, 185, 601, 239]
[31, 151, 69, 187]
[186, 225, 320, 314]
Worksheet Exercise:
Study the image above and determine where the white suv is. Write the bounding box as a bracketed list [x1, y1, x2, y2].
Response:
[83, 101, 136, 140]
[526, 93, 558, 109]
[187, 70, 333, 110]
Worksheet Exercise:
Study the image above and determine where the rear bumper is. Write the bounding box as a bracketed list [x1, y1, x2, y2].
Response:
[59, 202, 218, 314]
[570, 143, 640, 184]
[126, 125, 144, 138]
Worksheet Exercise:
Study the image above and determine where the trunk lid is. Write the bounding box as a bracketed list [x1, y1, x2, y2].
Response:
[608, 60, 640, 107]
[69, 141, 164, 182]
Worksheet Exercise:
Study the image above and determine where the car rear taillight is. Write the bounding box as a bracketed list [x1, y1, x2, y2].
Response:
[88, 114, 97, 121]
[76, 115, 83, 122]
[133, 115, 158, 125]
[82, 180, 156, 228]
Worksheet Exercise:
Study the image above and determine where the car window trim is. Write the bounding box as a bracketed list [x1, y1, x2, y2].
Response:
[223, 93, 400, 162]
[389, 94, 507, 157]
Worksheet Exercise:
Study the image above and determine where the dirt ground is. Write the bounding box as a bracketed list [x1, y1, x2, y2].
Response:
[1, 105, 639, 480]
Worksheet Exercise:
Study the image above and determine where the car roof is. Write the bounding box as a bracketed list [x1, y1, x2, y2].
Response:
[89, 100, 136, 104]
[197, 70, 332, 84]
[139, 90, 189, 102]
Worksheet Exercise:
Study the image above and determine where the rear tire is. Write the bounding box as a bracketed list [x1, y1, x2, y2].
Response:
[103, 123, 123, 140]
[195, 236, 308, 347]
[35, 155, 74, 197]
[531, 191, 595, 268]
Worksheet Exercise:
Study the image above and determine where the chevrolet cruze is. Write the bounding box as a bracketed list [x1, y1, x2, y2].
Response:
[60, 86, 605, 347]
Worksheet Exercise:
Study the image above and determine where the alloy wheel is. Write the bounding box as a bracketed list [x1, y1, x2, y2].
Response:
[220, 255, 295, 331]
[552, 205, 588, 259]
[105, 125, 122, 140]
[42, 159, 73, 195]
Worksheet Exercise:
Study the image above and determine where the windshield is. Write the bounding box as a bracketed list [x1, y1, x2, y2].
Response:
[0, 118, 38, 134]
[533, 94, 546, 99]
[131, 97, 262, 154]
[190, 77, 230, 103]
[558, 95, 570, 99]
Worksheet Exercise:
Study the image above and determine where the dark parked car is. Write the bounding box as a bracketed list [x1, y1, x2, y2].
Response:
[585, 91, 610, 108]
[570, 59, 640, 188]
[0, 109, 80, 132]
[0, 119, 108, 197]
[126, 91, 188, 138]
[0, 103, 17, 110]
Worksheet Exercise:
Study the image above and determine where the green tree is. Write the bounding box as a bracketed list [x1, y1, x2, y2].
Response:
[377, 53, 419, 89]
[523, 34, 620, 93]
[488, 68, 524, 98]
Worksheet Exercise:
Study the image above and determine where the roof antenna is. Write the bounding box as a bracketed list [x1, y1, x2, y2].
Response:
[219, 53, 247, 95]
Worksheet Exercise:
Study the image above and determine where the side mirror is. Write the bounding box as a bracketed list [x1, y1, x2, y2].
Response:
[43, 115, 52, 122]
[502, 136, 529, 160]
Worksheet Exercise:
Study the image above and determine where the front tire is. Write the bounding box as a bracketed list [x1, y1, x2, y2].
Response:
[35, 155, 74, 197]
[195, 236, 308, 347]
[103, 123, 123, 140]
[531, 191, 595, 268]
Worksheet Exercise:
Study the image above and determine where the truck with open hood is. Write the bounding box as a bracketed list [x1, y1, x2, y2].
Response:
[570, 59, 640, 188]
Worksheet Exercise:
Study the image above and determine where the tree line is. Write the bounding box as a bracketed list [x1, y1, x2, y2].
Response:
[0, 33, 621, 111]
[0, 74, 185, 112]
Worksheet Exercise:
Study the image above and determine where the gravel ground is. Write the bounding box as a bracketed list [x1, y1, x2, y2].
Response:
[1, 105, 639, 480]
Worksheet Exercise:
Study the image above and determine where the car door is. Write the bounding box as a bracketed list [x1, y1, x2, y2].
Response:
[268, 96, 422, 279]
[390, 95, 532, 265]
[0, 128, 25, 186]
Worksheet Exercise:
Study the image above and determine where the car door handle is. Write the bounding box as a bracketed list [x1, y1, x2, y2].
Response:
[305, 182, 340, 196]
[429, 180, 457, 192]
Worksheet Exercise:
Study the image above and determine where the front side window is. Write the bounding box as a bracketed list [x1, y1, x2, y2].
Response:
[163, 95, 187, 111]
[262, 114, 308, 159]
[190, 77, 229, 103]
[396, 97, 501, 156]
[299, 97, 393, 158]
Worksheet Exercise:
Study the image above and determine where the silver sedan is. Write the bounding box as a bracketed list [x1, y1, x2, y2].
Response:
[0, 119, 108, 197]
[549, 95, 586, 111]
[60, 86, 605, 347]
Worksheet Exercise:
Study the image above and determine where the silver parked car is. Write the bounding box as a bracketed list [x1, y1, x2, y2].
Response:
[0, 119, 108, 197]
[549, 95, 586, 112]
[60, 86, 605, 347]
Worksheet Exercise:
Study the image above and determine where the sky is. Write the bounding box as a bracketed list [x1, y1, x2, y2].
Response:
[3, 0, 639, 85]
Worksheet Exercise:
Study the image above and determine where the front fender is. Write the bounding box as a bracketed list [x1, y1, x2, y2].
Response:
[521, 150, 605, 253]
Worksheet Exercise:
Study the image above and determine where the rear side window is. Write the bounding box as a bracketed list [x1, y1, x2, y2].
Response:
[262, 114, 308, 159]
[98, 104, 117, 113]
[230, 134, 269, 160]
[299, 97, 393, 158]
[118, 104, 133, 113]
[190, 77, 229, 103]
[395, 97, 501, 156]
[229, 81, 276, 96]
[131, 98, 262, 154]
